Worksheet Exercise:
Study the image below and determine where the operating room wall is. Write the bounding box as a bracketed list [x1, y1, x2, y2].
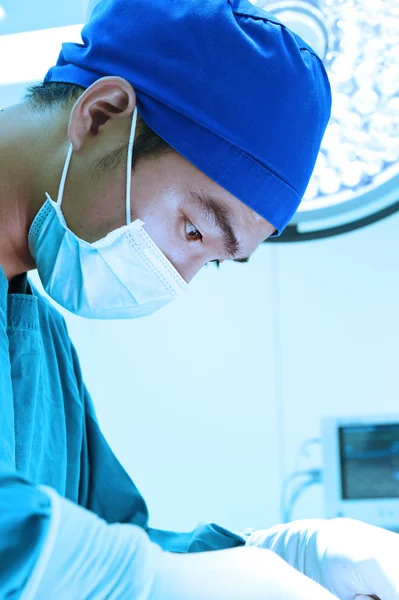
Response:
[276, 212, 399, 522]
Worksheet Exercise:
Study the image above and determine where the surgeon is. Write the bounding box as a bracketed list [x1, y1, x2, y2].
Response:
[0, 0, 398, 598]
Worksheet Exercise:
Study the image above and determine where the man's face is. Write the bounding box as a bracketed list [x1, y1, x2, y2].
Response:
[61, 145, 275, 283]
[58, 78, 276, 283]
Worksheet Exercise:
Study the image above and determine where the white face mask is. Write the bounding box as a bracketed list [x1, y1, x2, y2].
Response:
[28, 107, 187, 319]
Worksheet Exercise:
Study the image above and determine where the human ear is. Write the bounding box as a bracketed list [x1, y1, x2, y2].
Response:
[68, 76, 136, 151]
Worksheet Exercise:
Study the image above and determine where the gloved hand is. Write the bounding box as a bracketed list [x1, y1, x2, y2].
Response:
[152, 547, 337, 600]
[153, 545, 341, 600]
[246, 517, 399, 600]
[31, 487, 340, 600]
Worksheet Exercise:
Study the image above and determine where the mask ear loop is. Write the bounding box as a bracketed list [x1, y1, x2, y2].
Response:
[56, 144, 74, 207]
[54, 108, 137, 217]
[125, 107, 138, 225]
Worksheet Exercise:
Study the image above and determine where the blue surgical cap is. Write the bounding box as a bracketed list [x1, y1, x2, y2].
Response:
[45, 0, 332, 235]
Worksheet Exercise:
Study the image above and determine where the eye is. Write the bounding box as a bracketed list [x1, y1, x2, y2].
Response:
[185, 219, 203, 241]
[209, 259, 222, 269]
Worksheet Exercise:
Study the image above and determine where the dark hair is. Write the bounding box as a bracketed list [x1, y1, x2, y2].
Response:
[24, 81, 173, 169]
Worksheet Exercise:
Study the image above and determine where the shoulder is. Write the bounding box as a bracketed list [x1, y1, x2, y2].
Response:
[28, 280, 77, 363]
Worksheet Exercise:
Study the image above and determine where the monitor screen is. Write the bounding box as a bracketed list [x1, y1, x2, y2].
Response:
[339, 423, 399, 500]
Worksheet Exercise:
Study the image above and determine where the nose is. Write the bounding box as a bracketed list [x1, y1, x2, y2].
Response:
[141, 223, 208, 284]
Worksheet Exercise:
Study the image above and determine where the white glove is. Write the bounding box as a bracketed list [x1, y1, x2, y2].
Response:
[151, 545, 341, 600]
[246, 517, 399, 600]
[24, 487, 340, 600]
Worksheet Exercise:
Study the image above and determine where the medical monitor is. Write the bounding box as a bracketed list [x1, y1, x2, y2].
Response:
[323, 415, 399, 531]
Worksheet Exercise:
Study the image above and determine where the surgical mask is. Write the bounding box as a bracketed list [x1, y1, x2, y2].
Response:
[28, 108, 187, 319]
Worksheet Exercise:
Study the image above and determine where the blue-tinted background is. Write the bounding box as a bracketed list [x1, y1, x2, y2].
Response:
[0, 0, 88, 34]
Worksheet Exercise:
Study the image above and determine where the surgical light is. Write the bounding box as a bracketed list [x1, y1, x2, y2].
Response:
[252, 0, 399, 240]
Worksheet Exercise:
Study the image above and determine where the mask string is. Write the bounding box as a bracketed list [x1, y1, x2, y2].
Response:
[126, 107, 138, 225]
[55, 107, 137, 217]
[57, 144, 74, 207]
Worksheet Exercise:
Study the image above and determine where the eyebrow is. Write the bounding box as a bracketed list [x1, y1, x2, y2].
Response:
[189, 191, 246, 259]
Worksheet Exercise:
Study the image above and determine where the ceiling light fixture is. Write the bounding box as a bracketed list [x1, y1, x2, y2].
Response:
[253, 0, 399, 241]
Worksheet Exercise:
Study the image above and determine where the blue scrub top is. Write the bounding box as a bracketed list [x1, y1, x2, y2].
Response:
[0, 267, 246, 597]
